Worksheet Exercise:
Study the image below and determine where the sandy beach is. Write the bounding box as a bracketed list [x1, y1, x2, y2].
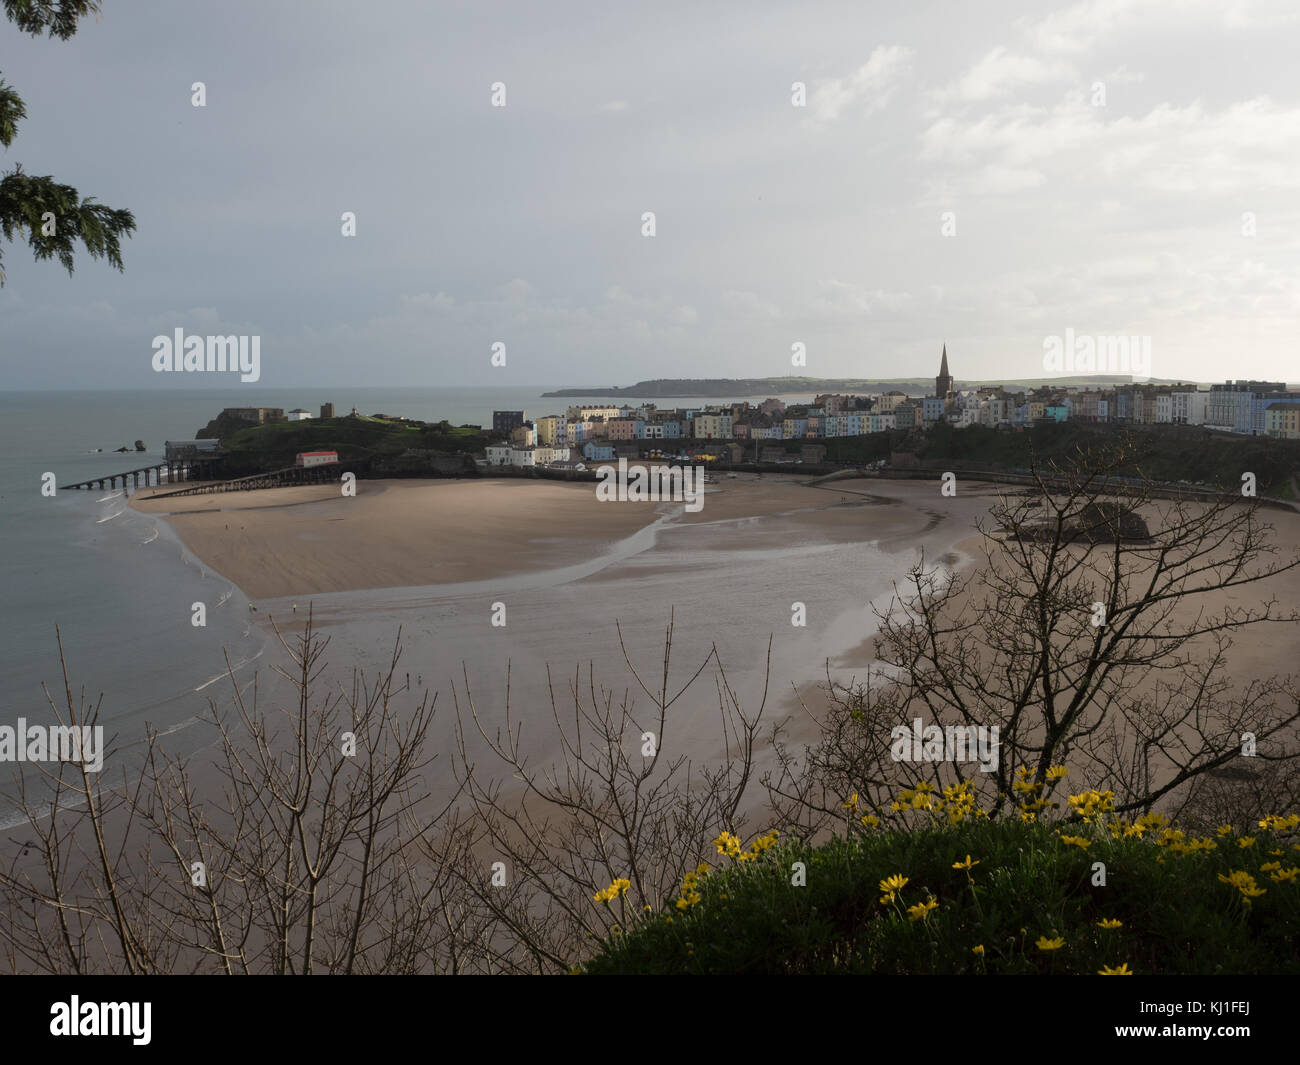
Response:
[124, 475, 984, 802]
[128, 474, 968, 599]
[126, 473, 1300, 818]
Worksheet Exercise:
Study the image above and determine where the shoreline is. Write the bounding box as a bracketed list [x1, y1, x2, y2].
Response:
[125, 475, 1001, 756]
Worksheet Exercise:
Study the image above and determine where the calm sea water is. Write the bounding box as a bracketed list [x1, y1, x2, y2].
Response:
[0, 387, 817, 821]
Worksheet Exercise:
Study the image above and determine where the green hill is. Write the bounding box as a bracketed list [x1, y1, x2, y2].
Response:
[196, 414, 500, 478]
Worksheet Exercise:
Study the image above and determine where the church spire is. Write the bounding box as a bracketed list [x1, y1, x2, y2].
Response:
[936, 343, 953, 400]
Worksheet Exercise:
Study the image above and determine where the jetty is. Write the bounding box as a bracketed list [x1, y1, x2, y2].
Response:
[142, 463, 342, 499]
[62, 461, 193, 493]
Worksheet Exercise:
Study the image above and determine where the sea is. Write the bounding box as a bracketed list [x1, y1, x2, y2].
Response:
[0, 386, 823, 824]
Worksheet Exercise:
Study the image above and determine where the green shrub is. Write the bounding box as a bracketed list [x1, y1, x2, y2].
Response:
[579, 812, 1300, 975]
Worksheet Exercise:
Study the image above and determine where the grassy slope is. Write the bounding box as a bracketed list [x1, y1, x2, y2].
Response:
[582, 818, 1300, 975]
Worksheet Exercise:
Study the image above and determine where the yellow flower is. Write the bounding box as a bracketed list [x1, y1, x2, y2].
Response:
[907, 896, 939, 922]
[713, 832, 742, 857]
[952, 854, 980, 870]
[592, 877, 631, 903]
[860, 814, 879, 827]
[1067, 789, 1116, 822]
[1268, 867, 1299, 883]
[1098, 963, 1133, 975]
[971, 944, 985, 956]
[1260, 861, 1282, 872]
[1097, 918, 1123, 929]
[1237, 836, 1256, 849]
[843, 792, 860, 811]
[1046, 765, 1069, 780]
[1035, 935, 1066, 952]
[1218, 869, 1266, 902]
[1216, 824, 1234, 837]
[879, 874, 909, 894]
[1059, 835, 1092, 849]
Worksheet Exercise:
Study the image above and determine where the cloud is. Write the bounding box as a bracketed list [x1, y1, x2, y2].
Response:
[934, 46, 1073, 103]
[809, 281, 915, 317]
[720, 290, 782, 321]
[1016, 0, 1298, 56]
[1017, 0, 1144, 55]
[810, 45, 913, 123]
[920, 95, 1300, 196]
[146, 307, 222, 331]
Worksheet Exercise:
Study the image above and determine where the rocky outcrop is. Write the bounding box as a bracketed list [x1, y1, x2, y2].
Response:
[1014, 500, 1151, 543]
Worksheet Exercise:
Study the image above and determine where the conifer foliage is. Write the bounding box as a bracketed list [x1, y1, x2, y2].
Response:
[0, 0, 134, 286]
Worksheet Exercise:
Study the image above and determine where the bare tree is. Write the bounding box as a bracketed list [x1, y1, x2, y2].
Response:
[767, 436, 1300, 833]
[430, 612, 771, 974]
[0, 612, 464, 973]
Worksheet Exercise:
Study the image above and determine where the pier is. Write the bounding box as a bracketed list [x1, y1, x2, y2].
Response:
[61, 460, 204, 493]
[142, 463, 342, 498]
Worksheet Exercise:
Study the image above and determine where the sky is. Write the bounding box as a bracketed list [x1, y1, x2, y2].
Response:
[2, 0, 1299, 390]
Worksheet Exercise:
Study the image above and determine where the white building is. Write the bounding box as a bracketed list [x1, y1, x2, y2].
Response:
[287, 408, 313, 422]
[565, 405, 621, 422]
[497, 445, 573, 468]
[1171, 390, 1209, 425]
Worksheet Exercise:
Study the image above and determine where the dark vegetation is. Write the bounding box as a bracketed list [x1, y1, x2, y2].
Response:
[918, 422, 1300, 497]
[196, 415, 503, 478]
[582, 819, 1300, 975]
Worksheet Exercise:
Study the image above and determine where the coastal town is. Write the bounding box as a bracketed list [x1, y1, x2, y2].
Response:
[478, 348, 1300, 471]
[146, 348, 1300, 494]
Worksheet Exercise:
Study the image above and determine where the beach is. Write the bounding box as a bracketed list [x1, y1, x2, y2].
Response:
[123, 475, 990, 803]
[125, 474, 1300, 816]
[127, 474, 967, 599]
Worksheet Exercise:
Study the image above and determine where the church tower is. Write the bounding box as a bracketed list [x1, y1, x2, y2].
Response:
[936, 343, 953, 399]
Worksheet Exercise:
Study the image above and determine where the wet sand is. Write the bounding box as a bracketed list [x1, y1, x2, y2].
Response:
[124, 475, 1000, 812]
[129, 475, 1300, 821]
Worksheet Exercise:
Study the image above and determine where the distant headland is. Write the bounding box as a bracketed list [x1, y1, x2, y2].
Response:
[541, 375, 1193, 398]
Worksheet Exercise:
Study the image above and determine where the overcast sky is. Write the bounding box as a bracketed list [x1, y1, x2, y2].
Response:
[2, 0, 1298, 390]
